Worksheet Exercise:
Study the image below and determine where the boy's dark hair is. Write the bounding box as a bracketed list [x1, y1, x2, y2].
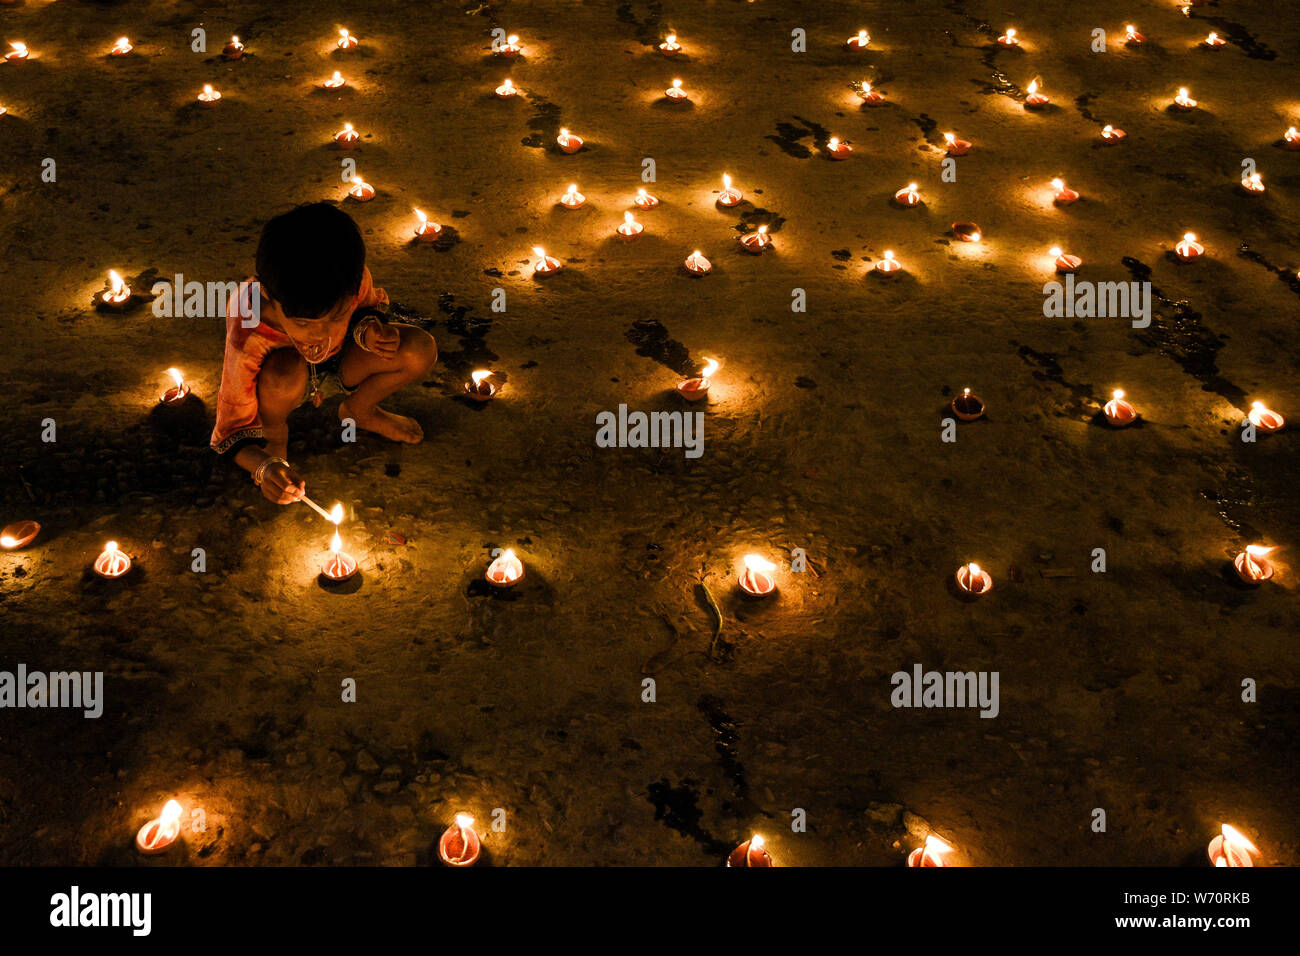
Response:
[255, 202, 366, 319]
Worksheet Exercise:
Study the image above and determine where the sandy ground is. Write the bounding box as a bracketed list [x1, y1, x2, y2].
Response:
[0, 0, 1296, 866]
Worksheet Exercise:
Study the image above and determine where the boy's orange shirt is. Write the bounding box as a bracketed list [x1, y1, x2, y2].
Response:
[210, 268, 387, 455]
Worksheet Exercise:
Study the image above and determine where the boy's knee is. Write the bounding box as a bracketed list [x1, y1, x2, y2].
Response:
[260, 348, 308, 398]
[400, 327, 438, 373]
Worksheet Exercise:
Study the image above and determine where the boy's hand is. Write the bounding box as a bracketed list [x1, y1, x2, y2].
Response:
[261, 461, 306, 505]
[363, 320, 401, 359]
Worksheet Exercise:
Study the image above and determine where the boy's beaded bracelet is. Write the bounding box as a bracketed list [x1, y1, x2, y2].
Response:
[253, 457, 289, 486]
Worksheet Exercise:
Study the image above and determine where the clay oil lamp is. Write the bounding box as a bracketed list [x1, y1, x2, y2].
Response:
[1285, 127, 1300, 151]
[197, 84, 222, 108]
[1208, 824, 1260, 866]
[100, 270, 132, 309]
[135, 800, 182, 855]
[1024, 78, 1049, 109]
[485, 548, 524, 587]
[1050, 246, 1081, 274]
[1202, 32, 1225, 49]
[874, 250, 903, 276]
[160, 368, 190, 405]
[951, 387, 984, 421]
[1100, 124, 1126, 145]
[321, 526, 358, 582]
[1124, 25, 1145, 46]
[683, 250, 712, 275]
[857, 81, 884, 106]
[846, 29, 871, 50]
[617, 211, 643, 240]
[110, 37, 133, 57]
[952, 222, 982, 242]
[439, 814, 482, 866]
[996, 28, 1019, 48]
[5, 42, 29, 62]
[556, 128, 583, 153]
[1247, 401, 1284, 433]
[738, 554, 777, 598]
[1103, 389, 1138, 426]
[716, 173, 743, 207]
[726, 834, 773, 867]
[826, 137, 852, 159]
[665, 78, 688, 102]
[658, 34, 681, 56]
[738, 225, 770, 253]
[1051, 178, 1079, 204]
[0, 521, 40, 550]
[499, 34, 522, 58]
[676, 357, 718, 402]
[93, 541, 132, 579]
[337, 28, 358, 51]
[893, 183, 922, 208]
[1233, 546, 1275, 585]
[955, 561, 992, 596]
[465, 369, 497, 402]
[1175, 232, 1204, 262]
[1240, 172, 1265, 196]
[532, 246, 562, 276]
[908, 834, 954, 867]
[495, 78, 518, 99]
[321, 71, 346, 89]
[944, 132, 971, 156]
[634, 188, 660, 210]
[559, 184, 586, 210]
[223, 36, 245, 60]
[413, 208, 442, 241]
[348, 177, 375, 201]
[1173, 87, 1198, 110]
[334, 122, 360, 148]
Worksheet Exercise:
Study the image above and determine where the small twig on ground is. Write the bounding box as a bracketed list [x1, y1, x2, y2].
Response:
[695, 576, 725, 660]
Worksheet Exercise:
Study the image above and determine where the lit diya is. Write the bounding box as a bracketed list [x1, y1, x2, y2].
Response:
[738, 554, 777, 597]
[337, 28, 358, 51]
[1103, 389, 1137, 426]
[826, 137, 852, 159]
[347, 178, 375, 201]
[197, 84, 222, 107]
[1051, 178, 1079, 204]
[223, 36, 245, 60]
[955, 561, 992, 595]
[658, 34, 682, 56]
[495, 78, 518, 99]
[1100, 124, 1127, 145]
[0, 520, 40, 550]
[321, 71, 346, 89]
[334, 122, 359, 148]
[617, 211, 643, 240]
[1051, 247, 1081, 274]
[439, 814, 482, 866]
[716, 173, 743, 207]
[1240, 172, 1265, 196]
[499, 34, 522, 58]
[1233, 545, 1275, 585]
[665, 78, 688, 102]
[874, 250, 902, 276]
[952, 222, 982, 242]
[5, 42, 29, 62]
[1285, 127, 1300, 151]
[110, 37, 133, 57]
[726, 834, 772, 867]
[1124, 25, 1145, 46]
[676, 357, 719, 401]
[532, 246, 562, 276]
[1173, 87, 1197, 110]
[485, 548, 524, 587]
[1247, 401, 1284, 433]
[951, 387, 984, 421]
[907, 834, 954, 867]
[160, 368, 190, 405]
[1024, 78, 1049, 109]
[101, 270, 132, 308]
[996, 28, 1019, 47]
[738, 225, 770, 253]
[321, 526, 358, 582]
[1175, 232, 1204, 261]
[135, 800, 182, 855]
[846, 29, 871, 49]
[1208, 824, 1260, 866]
[893, 183, 922, 207]
[0, 106, 7, 118]
[944, 132, 971, 156]
[1202, 32, 1225, 49]
[634, 188, 660, 210]
[559, 184, 586, 209]
[94, 541, 132, 579]
[465, 369, 496, 402]
[556, 128, 583, 153]
[683, 250, 712, 275]
[413, 208, 442, 241]
[857, 81, 884, 106]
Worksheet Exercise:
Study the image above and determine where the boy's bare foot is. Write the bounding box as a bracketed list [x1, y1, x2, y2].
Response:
[339, 400, 424, 444]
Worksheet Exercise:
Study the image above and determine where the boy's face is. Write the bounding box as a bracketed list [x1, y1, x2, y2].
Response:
[271, 292, 357, 363]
